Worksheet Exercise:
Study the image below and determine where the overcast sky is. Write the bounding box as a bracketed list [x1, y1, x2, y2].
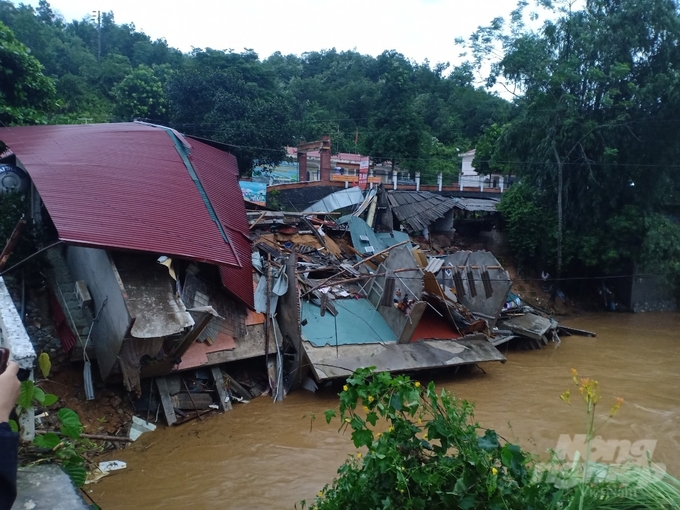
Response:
[25, 0, 521, 69]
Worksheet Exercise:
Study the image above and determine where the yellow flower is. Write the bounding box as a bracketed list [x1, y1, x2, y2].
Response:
[417, 417, 422, 424]
[414, 381, 421, 388]
[399, 489, 404, 493]
[423, 434, 428, 440]
[401, 466, 405, 471]
[368, 395, 374, 402]
[356, 453, 362, 458]
[560, 389, 571, 404]
[376, 432, 381, 438]
[492, 467, 498, 476]
[387, 426, 394, 433]
[343, 385, 348, 392]
[317, 491, 323, 498]
[363, 405, 369, 412]
[344, 417, 351, 423]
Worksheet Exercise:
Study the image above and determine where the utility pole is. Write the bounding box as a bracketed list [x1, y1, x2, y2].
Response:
[91, 10, 101, 63]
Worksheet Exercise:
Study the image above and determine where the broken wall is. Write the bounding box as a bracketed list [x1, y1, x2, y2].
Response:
[276, 254, 304, 387]
[65, 245, 131, 379]
[439, 251, 511, 328]
[432, 209, 454, 235]
[366, 246, 426, 343]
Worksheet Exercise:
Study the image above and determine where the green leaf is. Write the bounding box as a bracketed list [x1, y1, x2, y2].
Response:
[389, 394, 402, 411]
[351, 428, 374, 449]
[459, 495, 477, 510]
[42, 393, 58, 407]
[8, 420, 18, 433]
[365, 412, 378, 427]
[500, 444, 526, 478]
[63, 460, 87, 488]
[453, 477, 466, 495]
[58, 408, 83, 439]
[324, 409, 336, 424]
[18, 380, 35, 409]
[38, 352, 51, 378]
[33, 387, 45, 404]
[478, 430, 500, 452]
[34, 432, 61, 449]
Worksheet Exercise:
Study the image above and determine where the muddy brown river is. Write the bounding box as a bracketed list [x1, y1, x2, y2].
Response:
[90, 312, 680, 509]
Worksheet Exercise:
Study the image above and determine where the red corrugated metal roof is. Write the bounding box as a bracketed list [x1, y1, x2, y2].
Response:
[188, 139, 254, 308]
[0, 122, 254, 306]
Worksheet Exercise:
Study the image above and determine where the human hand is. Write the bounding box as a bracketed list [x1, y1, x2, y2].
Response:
[0, 361, 20, 423]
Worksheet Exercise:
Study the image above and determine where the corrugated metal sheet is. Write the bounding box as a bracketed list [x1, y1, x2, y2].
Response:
[0, 122, 253, 306]
[453, 197, 500, 212]
[188, 139, 254, 307]
[387, 191, 456, 234]
[303, 186, 366, 213]
[424, 257, 445, 274]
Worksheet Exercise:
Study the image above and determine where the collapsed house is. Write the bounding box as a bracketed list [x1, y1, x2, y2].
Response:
[250, 185, 593, 389]
[0, 124, 589, 427]
[248, 204, 510, 389]
[0, 123, 288, 424]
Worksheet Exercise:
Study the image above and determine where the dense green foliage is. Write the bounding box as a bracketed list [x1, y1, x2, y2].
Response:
[311, 368, 549, 509]
[307, 368, 680, 510]
[0, 1, 508, 176]
[0, 19, 55, 124]
[467, 0, 680, 288]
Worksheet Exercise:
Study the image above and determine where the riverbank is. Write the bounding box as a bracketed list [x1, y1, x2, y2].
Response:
[87, 312, 680, 509]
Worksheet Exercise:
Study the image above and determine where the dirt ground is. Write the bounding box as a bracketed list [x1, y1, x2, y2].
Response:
[37, 365, 133, 440]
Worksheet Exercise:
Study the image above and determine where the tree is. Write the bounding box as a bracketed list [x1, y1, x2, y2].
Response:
[166, 49, 295, 174]
[364, 51, 427, 174]
[113, 65, 167, 121]
[467, 0, 680, 289]
[0, 21, 56, 124]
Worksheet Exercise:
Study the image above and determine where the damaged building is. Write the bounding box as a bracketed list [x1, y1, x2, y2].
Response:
[0, 122, 287, 423]
[0, 123, 590, 428]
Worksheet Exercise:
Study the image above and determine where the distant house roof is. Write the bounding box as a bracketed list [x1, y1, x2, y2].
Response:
[387, 191, 457, 234]
[453, 197, 500, 213]
[0, 122, 253, 307]
[286, 146, 365, 163]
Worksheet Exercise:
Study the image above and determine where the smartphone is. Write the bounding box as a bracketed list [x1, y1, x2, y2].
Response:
[0, 347, 9, 375]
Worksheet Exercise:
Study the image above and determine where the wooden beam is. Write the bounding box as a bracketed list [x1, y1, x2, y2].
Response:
[156, 377, 177, 426]
[211, 366, 232, 411]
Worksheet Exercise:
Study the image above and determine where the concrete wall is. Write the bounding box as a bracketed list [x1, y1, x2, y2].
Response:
[65, 246, 131, 379]
[432, 209, 454, 233]
[460, 153, 477, 176]
[0, 276, 36, 439]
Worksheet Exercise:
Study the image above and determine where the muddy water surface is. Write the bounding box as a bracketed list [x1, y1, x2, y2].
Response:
[91, 312, 680, 509]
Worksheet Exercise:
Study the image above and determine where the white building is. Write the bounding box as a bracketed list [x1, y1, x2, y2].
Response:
[458, 149, 506, 191]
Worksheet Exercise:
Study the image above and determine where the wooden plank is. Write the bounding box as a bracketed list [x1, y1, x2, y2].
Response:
[557, 325, 597, 337]
[156, 377, 177, 426]
[211, 366, 232, 412]
[171, 392, 213, 410]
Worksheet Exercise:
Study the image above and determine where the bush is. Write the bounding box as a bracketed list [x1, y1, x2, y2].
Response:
[305, 369, 680, 510]
[306, 368, 555, 510]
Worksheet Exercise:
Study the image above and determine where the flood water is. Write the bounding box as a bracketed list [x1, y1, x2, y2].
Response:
[90, 312, 680, 509]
